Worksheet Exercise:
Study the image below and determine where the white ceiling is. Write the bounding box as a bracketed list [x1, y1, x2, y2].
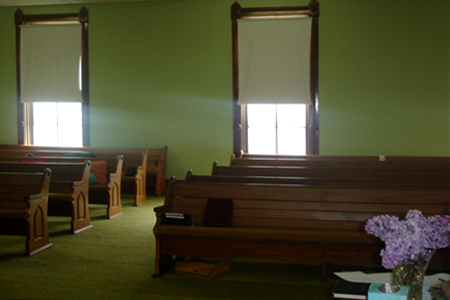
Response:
[0, 0, 169, 6]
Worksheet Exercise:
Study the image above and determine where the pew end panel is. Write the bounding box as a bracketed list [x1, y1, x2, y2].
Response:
[121, 150, 148, 206]
[41, 160, 92, 234]
[0, 169, 53, 255]
[49, 178, 92, 234]
[89, 155, 124, 219]
[146, 146, 168, 197]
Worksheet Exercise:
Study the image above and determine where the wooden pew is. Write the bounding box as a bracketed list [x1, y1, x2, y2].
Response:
[0, 149, 94, 157]
[83, 155, 124, 219]
[153, 177, 449, 281]
[121, 150, 148, 206]
[144, 147, 168, 197]
[230, 154, 450, 171]
[0, 145, 168, 197]
[67, 149, 150, 205]
[230, 157, 449, 171]
[17, 150, 149, 207]
[90, 147, 168, 197]
[0, 169, 53, 255]
[0, 155, 124, 219]
[212, 163, 450, 187]
[0, 161, 92, 233]
[236, 153, 450, 163]
[187, 170, 448, 190]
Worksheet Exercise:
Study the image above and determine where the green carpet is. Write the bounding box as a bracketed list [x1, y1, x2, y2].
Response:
[0, 195, 381, 300]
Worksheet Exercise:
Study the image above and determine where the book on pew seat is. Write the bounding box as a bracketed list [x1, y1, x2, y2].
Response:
[333, 280, 370, 299]
[164, 212, 195, 226]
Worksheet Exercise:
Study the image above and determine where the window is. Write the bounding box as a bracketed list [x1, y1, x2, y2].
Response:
[32, 102, 83, 147]
[246, 104, 307, 155]
[15, 8, 90, 146]
[231, 1, 319, 156]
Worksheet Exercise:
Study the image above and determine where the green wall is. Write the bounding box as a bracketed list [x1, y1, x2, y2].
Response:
[0, 0, 448, 179]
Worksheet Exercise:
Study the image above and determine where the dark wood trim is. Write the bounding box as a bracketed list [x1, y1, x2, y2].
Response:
[231, 1, 319, 157]
[17, 12, 80, 25]
[80, 7, 90, 146]
[15, 9, 23, 144]
[15, 7, 90, 146]
[307, 1, 319, 154]
[234, 4, 313, 19]
[231, 2, 242, 156]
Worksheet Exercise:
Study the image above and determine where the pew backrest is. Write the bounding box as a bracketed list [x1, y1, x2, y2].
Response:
[0, 144, 166, 173]
[237, 153, 450, 163]
[0, 161, 90, 184]
[230, 157, 450, 171]
[0, 169, 52, 205]
[187, 171, 448, 190]
[212, 163, 449, 186]
[0, 144, 168, 196]
[162, 178, 449, 233]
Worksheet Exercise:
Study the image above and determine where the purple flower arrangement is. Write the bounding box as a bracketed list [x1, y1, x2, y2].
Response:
[365, 210, 450, 269]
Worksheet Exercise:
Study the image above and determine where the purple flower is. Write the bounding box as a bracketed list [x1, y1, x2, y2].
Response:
[365, 210, 450, 269]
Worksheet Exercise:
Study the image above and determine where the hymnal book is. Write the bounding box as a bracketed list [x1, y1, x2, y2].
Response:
[164, 212, 194, 226]
[333, 280, 370, 299]
[175, 258, 231, 280]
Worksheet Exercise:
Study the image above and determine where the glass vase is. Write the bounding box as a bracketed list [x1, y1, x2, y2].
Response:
[391, 250, 435, 300]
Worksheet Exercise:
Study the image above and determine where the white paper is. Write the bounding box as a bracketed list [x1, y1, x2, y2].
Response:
[333, 271, 391, 284]
[423, 273, 450, 287]
[334, 271, 450, 286]
[334, 271, 450, 300]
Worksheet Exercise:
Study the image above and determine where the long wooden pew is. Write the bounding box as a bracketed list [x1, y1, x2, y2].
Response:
[230, 156, 450, 171]
[187, 170, 448, 190]
[14, 150, 149, 206]
[0, 161, 92, 233]
[0, 144, 168, 197]
[153, 177, 449, 280]
[212, 163, 450, 187]
[172, 155, 449, 280]
[90, 147, 168, 197]
[0, 155, 124, 219]
[236, 153, 450, 163]
[0, 148, 140, 204]
[0, 169, 53, 255]
[21, 149, 147, 206]
[69, 149, 149, 205]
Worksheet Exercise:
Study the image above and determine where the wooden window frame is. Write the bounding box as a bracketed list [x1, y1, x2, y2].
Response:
[231, 1, 319, 156]
[15, 7, 90, 146]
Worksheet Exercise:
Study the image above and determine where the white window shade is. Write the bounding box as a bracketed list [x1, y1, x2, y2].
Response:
[20, 24, 82, 103]
[237, 18, 312, 105]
